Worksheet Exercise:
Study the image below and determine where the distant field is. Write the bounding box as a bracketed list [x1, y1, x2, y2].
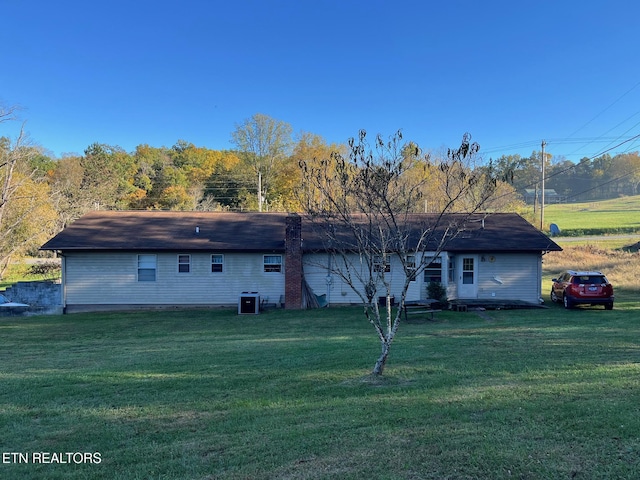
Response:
[541, 195, 640, 235]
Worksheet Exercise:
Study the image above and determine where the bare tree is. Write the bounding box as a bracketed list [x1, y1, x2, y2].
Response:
[0, 104, 58, 276]
[0, 105, 30, 232]
[0, 103, 20, 124]
[299, 130, 500, 375]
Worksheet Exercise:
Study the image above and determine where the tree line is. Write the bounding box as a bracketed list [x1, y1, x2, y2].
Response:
[2, 105, 639, 275]
[491, 150, 640, 203]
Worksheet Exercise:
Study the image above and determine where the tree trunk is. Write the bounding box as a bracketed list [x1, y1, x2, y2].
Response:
[372, 340, 390, 376]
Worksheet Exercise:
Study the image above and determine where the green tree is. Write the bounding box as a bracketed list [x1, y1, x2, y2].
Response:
[129, 144, 172, 209]
[81, 143, 137, 209]
[614, 152, 640, 195]
[47, 155, 85, 227]
[230, 113, 293, 211]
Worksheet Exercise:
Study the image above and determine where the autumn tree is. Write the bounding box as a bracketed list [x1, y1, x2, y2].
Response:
[47, 155, 85, 228]
[300, 130, 500, 376]
[169, 141, 241, 210]
[288, 132, 348, 211]
[80, 143, 137, 210]
[230, 113, 293, 211]
[614, 152, 640, 195]
[0, 104, 57, 276]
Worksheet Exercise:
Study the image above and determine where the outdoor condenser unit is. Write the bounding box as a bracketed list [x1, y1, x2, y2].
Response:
[238, 292, 260, 314]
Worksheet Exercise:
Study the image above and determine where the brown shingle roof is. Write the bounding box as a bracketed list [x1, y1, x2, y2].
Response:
[41, 211, 289, 252]
[41, 211, 562, 253]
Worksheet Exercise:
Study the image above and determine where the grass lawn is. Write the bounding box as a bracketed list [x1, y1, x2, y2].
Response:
[1, 304, 640, 479]
[541, 195, 640, 235]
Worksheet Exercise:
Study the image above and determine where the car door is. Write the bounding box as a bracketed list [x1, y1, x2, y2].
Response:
[553, 273, 569, 298]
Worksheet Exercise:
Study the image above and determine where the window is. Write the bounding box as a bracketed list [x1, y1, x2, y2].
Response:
[462, 257, 474, 284]
[211, 254, 224, 273]
[264, 255, 282, 273]
[178, 255, 191, 273]
[423, 257, 442, 283]
[373, 254, 390, 273]
[138, 254, 157, 282]
[448, 257, 455, 283]
[406, 255, 416, 281]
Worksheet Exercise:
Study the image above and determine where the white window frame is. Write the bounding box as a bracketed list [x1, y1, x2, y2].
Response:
[178, 254, 191, 273]
[263, 255, 282, 273]
[211, 254, 224, 273]
[373, 254, 390, 273]
[448, 257, 455, 283]
[406, 255, 417, 281]
[137, 254, 157, 282]
[423, 256, 443, 284]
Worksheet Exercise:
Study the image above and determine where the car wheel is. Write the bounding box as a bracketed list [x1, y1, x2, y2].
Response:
[605, 302, 614, 310]
[550, 289, 559, 303]
[563, 294, 573, 309]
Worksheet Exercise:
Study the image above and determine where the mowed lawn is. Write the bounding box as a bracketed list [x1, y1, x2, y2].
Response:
[542, 195, 640, 234]
[2, 304, 640, 479]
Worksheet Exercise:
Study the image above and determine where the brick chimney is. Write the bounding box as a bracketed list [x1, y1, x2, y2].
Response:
[285, 214, 303, 309]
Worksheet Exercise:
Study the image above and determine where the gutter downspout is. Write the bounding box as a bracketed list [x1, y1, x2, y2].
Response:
[59, 251, 67, 313]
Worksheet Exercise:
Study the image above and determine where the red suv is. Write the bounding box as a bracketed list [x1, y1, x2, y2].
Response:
[551, 270, 614, 310]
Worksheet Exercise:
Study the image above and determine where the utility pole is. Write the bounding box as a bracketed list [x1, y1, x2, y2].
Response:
[540, 140, 546, 230]
[258, 171, 263, 212]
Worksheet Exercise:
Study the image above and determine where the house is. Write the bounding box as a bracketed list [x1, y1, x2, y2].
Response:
[523, 188, 565, 204]
[40, 211, 562, 313]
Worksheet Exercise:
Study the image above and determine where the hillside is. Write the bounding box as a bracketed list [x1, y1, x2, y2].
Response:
[541, 195, 640, 235]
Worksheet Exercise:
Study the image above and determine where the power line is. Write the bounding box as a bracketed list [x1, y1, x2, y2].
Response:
[482, 80, 640, 160]
[481, 135, 640, 159]
[490, 135, 640, 208]
[565, 79, 640, 139]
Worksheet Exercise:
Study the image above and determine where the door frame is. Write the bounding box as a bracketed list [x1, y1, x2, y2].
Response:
[457, 255, 478, 299]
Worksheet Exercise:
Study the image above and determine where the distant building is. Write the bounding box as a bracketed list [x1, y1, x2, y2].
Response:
[523, 189, 565, 205]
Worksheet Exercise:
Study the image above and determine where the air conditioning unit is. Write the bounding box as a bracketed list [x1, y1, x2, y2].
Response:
[238, 292, 260, 314]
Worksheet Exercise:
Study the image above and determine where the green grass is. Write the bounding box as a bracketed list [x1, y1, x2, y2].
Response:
[2, 305, 640, 479]
[0, 261, 60, 290]
[542, 195, 640, 236]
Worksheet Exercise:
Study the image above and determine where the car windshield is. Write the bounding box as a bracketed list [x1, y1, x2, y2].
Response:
[0, 294, 8, 303]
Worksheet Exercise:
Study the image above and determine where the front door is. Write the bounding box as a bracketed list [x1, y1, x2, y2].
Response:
[457, 255, 478, 299]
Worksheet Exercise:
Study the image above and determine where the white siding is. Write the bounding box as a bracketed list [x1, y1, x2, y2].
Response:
[303, 252, 432, 305]
[63, 250, 544, 308]
[63, 252, 285, 306]
[474, 253, 542, 303]
[304, 251, 543, 305]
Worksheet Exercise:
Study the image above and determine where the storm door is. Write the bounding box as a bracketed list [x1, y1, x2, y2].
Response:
[457, 255, 478, 298]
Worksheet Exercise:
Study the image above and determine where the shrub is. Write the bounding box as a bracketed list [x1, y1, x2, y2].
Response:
[27, 261, 61, 277]
[426, 282, 447, 304]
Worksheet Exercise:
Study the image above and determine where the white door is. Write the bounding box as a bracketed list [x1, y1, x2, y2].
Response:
[457, 255, 478, 298]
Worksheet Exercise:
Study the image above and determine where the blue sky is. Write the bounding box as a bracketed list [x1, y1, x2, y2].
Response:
[2, 0, 640, 163]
